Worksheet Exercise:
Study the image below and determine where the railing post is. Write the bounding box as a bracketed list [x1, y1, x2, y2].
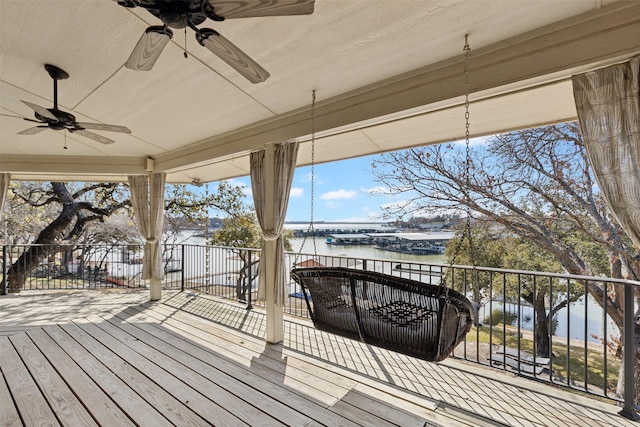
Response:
[619, 282, 640, 420]
[1, 244, 7, 295]
[246, 250, 253, 310]
[181, 244, 185, 292]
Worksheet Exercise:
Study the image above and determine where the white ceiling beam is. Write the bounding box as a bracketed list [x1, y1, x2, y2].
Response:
[3, 1, 639, 181]
[153, 0, 640, 173]
[1, 155, 147, 177]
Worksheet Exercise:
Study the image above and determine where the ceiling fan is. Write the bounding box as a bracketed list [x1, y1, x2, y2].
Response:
[1, 64, 131, 145]
[116, 0, 315, 83]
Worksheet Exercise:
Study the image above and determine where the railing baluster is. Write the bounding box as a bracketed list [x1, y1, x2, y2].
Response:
[566, 277, 571, 388]
[620, 282, 640, 420]
[4, 241, 639, 414]
[620, 284, 640, 421]
[549, 276, 553, 383]
[246, 249, 253, 310]
[603, 281, 608, 398]
[532, 274, 537, 377]
[583, 279, 588, 393]
[517, 272, 521, 369]
[1, 244, 7, 295]
[181, 244, 185, 292]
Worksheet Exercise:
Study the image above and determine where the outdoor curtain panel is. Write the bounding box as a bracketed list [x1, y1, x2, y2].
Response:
[573, 56, 640, 247]
[128, 173, 166, 280]
[0, 173, 10, 216]
[250, 141, 299, 306]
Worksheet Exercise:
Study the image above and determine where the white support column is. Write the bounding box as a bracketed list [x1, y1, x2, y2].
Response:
[264, 143, 284, 343]
[150, 277, 162, 301]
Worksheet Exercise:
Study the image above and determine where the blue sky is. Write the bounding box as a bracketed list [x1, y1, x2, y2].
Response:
[220, 138, 488, 223]
[228, 153, 395, 223]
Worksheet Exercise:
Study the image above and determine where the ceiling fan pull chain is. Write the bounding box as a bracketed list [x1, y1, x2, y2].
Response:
[184, 25, 188, 59]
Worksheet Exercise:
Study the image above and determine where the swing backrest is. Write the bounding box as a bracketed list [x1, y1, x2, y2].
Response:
[290, 267, 474, 362]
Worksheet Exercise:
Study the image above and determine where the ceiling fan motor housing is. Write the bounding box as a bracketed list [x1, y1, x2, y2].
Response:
[120, 0, 215, 29]
[116, 0, 315, 83]
[36, 109, 76, 129]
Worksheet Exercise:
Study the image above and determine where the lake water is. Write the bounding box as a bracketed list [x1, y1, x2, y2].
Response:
[289, 236, 445, 263]
[176, 231, 619, 344]
[290, 236, 619, 343]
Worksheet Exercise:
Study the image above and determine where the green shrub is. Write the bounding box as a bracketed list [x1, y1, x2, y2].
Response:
[484, 309, 517, 326]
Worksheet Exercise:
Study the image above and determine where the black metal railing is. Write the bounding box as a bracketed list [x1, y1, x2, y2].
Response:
[287, 251, 639, 418]
[1, 243, 147, 291]
[1, 242, 637, 417]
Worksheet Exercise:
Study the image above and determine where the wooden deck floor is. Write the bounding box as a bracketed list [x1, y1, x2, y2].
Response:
[0, 289, 633, 427]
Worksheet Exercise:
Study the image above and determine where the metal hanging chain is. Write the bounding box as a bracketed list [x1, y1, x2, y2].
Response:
[463, 34, 476, 269]
[295, 90, 318, 264]
[444, 35, 473, 293]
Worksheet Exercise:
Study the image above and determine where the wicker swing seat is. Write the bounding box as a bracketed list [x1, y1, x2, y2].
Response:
[290, 267, 475, 362]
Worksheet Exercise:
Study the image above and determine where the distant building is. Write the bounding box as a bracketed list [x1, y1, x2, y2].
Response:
[322, 231, 454, 255]
[374, 232, 454, 255]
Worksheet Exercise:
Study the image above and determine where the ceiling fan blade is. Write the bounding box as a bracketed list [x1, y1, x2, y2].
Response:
[75, 122, 131, 133]
[1, 113, 23, 119]
[17, 126, 48, 135]
[208, 0, 314, 19]
[1, 113, 43, 124]
[196, 29, 269, 83]
[125, 26, 173, 71]
[71, 129, 115, 145]
[21, 100, 58, 121]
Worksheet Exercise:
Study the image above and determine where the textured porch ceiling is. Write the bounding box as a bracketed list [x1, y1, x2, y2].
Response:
[1, 0, 639, 183]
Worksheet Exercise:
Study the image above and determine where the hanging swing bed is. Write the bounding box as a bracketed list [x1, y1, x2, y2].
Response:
[290, 267, 474, 362]
[290, 38, 476, 363]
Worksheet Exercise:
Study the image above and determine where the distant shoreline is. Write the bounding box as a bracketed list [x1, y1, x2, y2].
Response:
[284, 221, 389, 225]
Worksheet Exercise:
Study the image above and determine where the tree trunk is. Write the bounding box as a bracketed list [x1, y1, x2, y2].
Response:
[5, 183, 77, 292]
[533, 292, 551, 358]
[6, 245, 57, 292]
[236, 252, 250, 301]
[236, 266, 247, 301]
[615, 308, 640, 406]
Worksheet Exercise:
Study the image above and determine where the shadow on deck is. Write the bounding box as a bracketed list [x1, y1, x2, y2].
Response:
[0, 289, 631, 426]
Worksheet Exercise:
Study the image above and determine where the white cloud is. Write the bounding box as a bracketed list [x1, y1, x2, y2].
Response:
[320, 189, 357, 200]
[453, 136, 489, 146]
[289, 187, 304, 198]
[380, 200, 413, 211]
[362, 186, 392, 196]
[299, 172, 324, 185]
[223, 178, 252, 196]
[333, 206, 384, 222]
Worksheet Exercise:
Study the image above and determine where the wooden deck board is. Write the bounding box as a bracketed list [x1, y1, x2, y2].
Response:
[152, 296, 442, 417]
[57, 321, 209, 427]
[26, 328, 136, 427]
[9, 332, 99, 427]
[125, 302, 354, 404]
[42, 324, 173, 427]
[338, 388, 430, 427]
[103, 306, 361, 426]
[126, 299, 451, 424]
[0, 359, 23, 427]
[122, 300, 439, 427]
[73, 318, 251, 427]
[2, 289, 635, 427]
[0, 335, 61, 427]
[161, 308, 355, 402]
[84, 314, 281, 427]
